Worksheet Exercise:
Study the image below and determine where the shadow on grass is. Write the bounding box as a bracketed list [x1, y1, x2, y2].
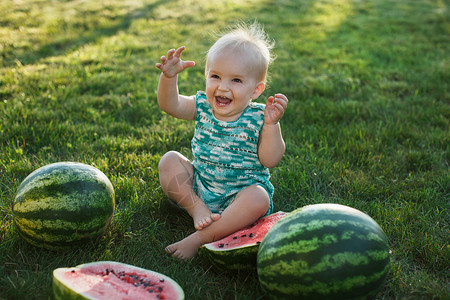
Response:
[5, 0, 173, 67]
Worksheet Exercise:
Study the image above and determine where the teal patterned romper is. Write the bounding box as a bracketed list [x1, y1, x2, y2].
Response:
[191, 91, 274, 215]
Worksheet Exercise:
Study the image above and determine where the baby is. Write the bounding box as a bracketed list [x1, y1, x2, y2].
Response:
[156, 23, 288, 259]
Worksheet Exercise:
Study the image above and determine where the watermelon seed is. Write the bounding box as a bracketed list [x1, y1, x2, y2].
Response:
[233, 236, 238, 239]
[149, 289, 154, 293]
[160, 278, 165, 282]
[218, 244, 224, 248]
[71, 270, 75, 273]
[241, 234, 247, 237]
[134, 283, 139, 287]
[256, 241, 261, 244]
[249, 233, 254, 238]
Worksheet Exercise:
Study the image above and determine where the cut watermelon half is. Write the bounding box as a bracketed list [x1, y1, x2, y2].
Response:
[198, 211, 287, 271]
[53, 261, 184, 300]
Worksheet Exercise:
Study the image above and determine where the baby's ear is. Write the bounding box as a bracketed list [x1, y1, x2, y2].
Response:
[252, 81, 266, 99]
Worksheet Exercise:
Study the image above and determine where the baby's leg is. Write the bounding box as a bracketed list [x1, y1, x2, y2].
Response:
[165, 185, 270, 259]
[158, 151, 220, 230]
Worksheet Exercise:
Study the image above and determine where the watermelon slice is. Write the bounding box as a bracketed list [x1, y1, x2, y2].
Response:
[53, 261, 184, 300]
[198, 211, 287, 271]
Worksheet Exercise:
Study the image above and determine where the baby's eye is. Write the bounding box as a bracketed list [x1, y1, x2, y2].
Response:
[232, 78, 242, 83]
[211, 74, 220, 79]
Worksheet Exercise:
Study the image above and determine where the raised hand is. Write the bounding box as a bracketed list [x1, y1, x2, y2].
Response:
[156, 46, 195, 78]
[264, 93, 289, 125]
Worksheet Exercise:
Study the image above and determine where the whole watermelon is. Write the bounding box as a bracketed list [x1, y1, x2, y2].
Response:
[257, 203, 390, 300]
[12, 162, 115, 250]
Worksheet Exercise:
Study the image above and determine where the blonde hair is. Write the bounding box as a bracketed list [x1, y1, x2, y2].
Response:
[205, 22, 275, 83]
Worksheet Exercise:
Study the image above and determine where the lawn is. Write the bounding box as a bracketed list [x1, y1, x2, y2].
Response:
[0, 0, 448, 299]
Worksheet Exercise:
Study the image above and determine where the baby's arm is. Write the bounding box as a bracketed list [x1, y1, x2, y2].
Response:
[156, 46, 196, 120]
[258, 94, 289, 168]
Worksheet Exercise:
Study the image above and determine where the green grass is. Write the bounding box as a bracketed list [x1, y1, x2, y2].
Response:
[0, 0, 448, 298]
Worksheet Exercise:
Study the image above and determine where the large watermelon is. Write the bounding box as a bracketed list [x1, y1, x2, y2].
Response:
[257, 204, 390, 300]
[53, 261, 184, 300]
[12, 162, 115, 250]
[198, 211, 287, 271]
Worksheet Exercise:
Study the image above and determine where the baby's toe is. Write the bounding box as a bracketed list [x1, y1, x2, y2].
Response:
[211, 213, 221, 222]
[165, 246, 174, 255]
[195, 218, 209, 230]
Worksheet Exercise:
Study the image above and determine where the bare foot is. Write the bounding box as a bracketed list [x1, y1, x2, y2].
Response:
[190, 201, 221, 230]
[165, 232, 204, 260]
[195, 213, 221, 230]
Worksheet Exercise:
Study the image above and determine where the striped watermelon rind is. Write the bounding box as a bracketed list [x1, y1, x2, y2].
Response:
[257, 203, 390, 300]
[199, 243, 259, 271]
[198, 212, 287, 271]
[13, 162, 115, 250]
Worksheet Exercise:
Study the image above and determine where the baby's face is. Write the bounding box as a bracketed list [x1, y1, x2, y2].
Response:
[205, 51, 264, 122]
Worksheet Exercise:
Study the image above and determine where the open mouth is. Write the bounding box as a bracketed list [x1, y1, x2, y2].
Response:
[215, 96, 232, 107]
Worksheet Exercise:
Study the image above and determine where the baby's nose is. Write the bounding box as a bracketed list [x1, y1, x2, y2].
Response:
[218, 81, 230, 91]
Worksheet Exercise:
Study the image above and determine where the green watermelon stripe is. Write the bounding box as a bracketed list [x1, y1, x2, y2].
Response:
[14, 203, 113, 222]
[260, 262, 390, 299]
[258, 248, 389, 283]
[15, 216, 110, 235]
[268, 220, 382, 244]
[259, 238, 388, 266]
[258, 250, 389, 280]
[15, 181, 111, 208]
[15, 220, 108, 243]
[199, 246, 258, 270]
[17, 172, 98, 193]
[18, 226, 104, 241]
[261, 217, 386, 247]
[259, 229, 386, 257]
[259, 228, 387, 265]
[17, 226, 103, 244]
[259, 245, 390, 266]
[272, 211, 378, 228]
[16, 226, 98, 248]
[17, 163, 102, 191]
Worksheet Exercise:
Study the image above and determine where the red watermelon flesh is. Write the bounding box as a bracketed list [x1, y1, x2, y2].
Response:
[210, 211, 287, 250]
[53, 261, 184, 300]
[198, 211, 287, 270]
